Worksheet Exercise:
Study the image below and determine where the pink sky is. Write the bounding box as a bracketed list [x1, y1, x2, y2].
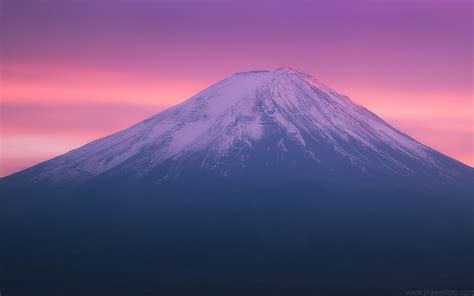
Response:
[1, 0, 473, 177]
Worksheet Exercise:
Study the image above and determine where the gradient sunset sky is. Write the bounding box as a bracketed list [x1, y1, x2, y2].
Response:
[1, 0, 473, 177]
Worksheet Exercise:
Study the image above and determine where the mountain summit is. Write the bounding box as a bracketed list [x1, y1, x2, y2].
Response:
[4, 67, 471, 185]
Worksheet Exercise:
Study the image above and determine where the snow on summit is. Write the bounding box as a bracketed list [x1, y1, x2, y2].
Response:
[11, 67, 470, 184]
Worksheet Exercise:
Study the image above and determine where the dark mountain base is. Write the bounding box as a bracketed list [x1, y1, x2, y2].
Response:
[0, 178, 473, 296]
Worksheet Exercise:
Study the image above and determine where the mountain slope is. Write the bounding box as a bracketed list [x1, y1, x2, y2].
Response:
[3, 67, 472, 185]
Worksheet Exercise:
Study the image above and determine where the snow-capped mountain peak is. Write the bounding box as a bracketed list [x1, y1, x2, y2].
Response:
[10, 67, 471, 184]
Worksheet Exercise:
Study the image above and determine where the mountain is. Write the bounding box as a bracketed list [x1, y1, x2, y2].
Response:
[1, 68, 472, 296]
[3, 67, 471, 186]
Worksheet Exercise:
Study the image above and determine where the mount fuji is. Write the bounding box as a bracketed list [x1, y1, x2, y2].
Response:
[3, 67, 471, 186]
[1, 68, 472, 296]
